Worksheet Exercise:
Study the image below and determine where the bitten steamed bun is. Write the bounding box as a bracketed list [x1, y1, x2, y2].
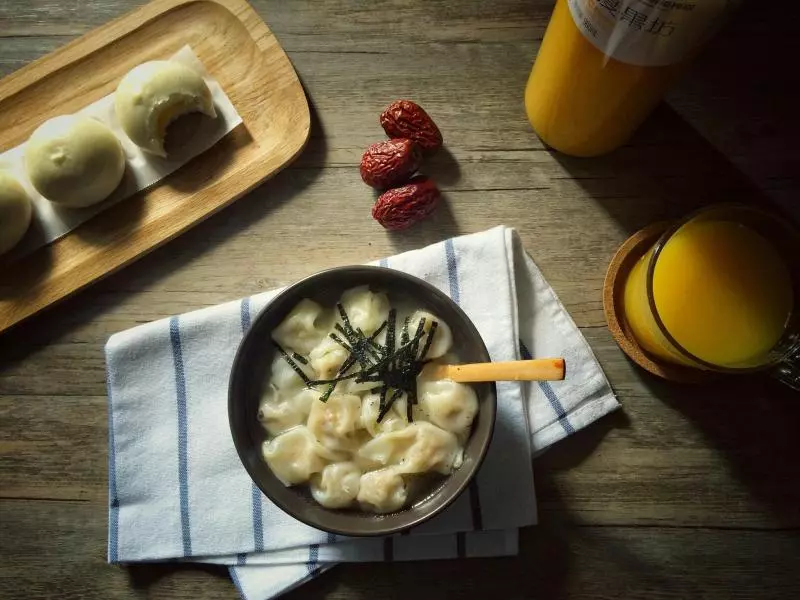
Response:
[114, 60, 216, 157]
[0, 173, 32, 255]
[24, 115, 125, 208]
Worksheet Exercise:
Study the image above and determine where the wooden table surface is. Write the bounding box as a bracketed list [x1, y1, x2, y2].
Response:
[1, 1, 799, 598]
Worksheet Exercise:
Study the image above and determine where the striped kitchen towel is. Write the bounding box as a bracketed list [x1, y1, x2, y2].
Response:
[105, 226, 618, 599]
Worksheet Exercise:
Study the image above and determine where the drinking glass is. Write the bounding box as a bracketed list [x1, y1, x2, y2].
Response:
[623, 204, 800, 390]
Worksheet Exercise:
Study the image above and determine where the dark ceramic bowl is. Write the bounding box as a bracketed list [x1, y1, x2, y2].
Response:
[229, 266, 496, 536]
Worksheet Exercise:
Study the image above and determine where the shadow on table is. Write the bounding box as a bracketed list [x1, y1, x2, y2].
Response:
[641, 372, 800, 529]
[288, 415, 628, 599]
[550, 0, 800, 234]
[280, 415, 633, 600]
[545, 0, 800, 531]
[0, 82, 327, 364]
[126, 562, 230, 592]
[420, 145, 462, 187]
[535, 407, 630, 469]
[384, 190, 462, 254]
[550, 104, 771, 237]
[280, 523, 577, 600]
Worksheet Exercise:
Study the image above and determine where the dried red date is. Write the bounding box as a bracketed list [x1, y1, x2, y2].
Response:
[372, 177, 441, 230]
[380, 100, 443, 154]
[360, 138, 422, 189]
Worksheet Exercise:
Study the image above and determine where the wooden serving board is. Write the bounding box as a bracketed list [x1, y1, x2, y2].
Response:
[0, 0, 310, 333]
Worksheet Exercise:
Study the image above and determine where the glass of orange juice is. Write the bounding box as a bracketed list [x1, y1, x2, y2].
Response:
[623, 205, 800, 389]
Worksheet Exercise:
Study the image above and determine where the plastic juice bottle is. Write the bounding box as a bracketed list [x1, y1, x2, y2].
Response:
[525, 0, 734, 157]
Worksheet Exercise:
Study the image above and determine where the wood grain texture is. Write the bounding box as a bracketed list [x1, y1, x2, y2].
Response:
[3, 499, 799, 600]
[0, 0, 310, 334]
[1, 0, 799, 599]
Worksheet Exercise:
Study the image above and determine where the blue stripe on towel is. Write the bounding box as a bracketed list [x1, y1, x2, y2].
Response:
[169, 316, 193, 557]
[236, 552, 247, 566]
[251, 485, 264, 552]
[240, 297, 252, 331]
[379, 257, 389, 268]
[229, 567, 246, 599]
[307, 544, 319, 575]
[444, 238, 482, 530]
[519, 340, 574, 434]
[240, 297, 265, 552]
[106, 372, 120, 562]
[444, 239, 460, 304]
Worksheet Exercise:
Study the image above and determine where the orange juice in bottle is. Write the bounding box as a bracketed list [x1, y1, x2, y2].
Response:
[525, 0, 734, 157]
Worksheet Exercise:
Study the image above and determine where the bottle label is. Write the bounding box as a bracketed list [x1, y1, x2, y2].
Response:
[567, 0, 732, 67]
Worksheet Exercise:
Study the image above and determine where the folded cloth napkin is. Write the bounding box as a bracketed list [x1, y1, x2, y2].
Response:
[105, 226, 618, 599]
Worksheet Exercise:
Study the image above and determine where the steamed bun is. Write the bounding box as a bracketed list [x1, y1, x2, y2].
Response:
[24, 115, 125, 208]
[0, 172, 32, 255]
[114, 60, 216, 157]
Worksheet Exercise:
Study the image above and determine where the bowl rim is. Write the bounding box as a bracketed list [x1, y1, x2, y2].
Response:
[228, 265, 497, 537]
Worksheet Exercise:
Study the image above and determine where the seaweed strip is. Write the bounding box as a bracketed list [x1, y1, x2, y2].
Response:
[272, 342, 310, 384]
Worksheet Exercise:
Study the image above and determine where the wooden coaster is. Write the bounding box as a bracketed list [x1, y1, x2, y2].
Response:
[603, 223, 718, 383]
